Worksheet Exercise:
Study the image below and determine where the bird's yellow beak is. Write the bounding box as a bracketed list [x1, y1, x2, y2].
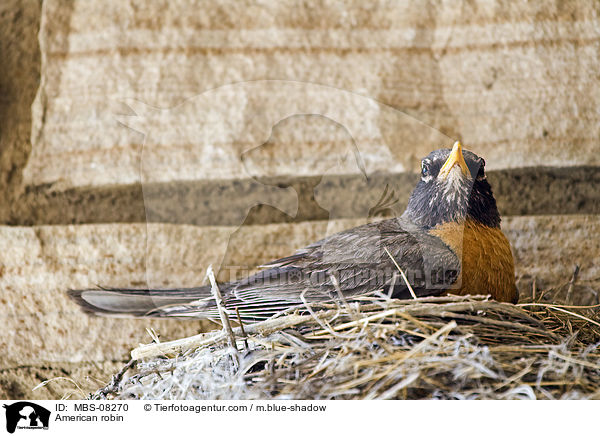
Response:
[438, 141, 469, 179]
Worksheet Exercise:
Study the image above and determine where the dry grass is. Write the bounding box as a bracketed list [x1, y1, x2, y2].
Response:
[91, 285, 600, 400]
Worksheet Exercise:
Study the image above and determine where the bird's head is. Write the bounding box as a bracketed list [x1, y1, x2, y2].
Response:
[405, 141, 500, 229]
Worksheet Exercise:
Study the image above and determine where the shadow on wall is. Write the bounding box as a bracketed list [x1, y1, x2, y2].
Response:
[0, 0, 44, 224]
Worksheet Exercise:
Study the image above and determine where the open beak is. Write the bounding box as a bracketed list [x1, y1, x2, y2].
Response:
[438, 141, 469, 179]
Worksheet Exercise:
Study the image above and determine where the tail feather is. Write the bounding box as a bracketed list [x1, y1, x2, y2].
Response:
[67, 286, 214, 318]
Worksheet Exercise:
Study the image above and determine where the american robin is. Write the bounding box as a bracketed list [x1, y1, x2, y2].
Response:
[69, 142, 518, 321]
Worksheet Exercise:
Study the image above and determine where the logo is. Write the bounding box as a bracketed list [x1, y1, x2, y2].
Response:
[2, 402, 50, 433]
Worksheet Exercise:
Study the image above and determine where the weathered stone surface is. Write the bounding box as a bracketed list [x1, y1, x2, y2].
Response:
[0, 224, 206, 368]
[0, 361, 124, 400]
[22, 0, 600, 191]
[505, 215, 600, 303]
[0, 0, 41, 223]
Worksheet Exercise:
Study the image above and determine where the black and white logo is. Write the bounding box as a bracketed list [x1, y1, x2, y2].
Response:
[2, 402, 50, 433]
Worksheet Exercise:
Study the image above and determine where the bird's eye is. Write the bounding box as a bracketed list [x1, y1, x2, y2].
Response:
[421, 161, 431, 178]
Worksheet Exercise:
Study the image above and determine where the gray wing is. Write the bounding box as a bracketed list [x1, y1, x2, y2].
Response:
[215, 215, 459, 320]
[68, 216, 459, 321]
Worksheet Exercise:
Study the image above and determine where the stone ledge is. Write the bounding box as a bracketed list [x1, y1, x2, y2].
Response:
[6, 167, 600, 226]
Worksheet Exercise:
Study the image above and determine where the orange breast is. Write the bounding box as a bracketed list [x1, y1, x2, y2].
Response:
[429, 219, 518, 303]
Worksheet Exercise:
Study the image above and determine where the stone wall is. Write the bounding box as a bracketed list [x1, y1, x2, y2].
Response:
[0, 0, 598, 399]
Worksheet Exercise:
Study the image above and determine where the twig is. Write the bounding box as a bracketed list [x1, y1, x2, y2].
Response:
[519, 303, 600, 309]
[145, 327, 160, 344]
[330, 274, 356, 317]
[235, 307, 249, 350]
[387, 272, 398, 299]
[306, 309, 399, 337]
[299, 290, 354, 339]
[537, 305, 600, 328]
[91, 359, 137, 399]
[384, 247, 417, 299]
[362, 321, 458, 399]
[565, 265, 580, 304]
[32, 376, 87, 398]
[131, 311, 337, 359]
[206, 265, 238, 355]
[437, 312, 558, 339]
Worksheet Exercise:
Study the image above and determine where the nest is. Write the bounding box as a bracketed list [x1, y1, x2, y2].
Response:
[92, 290, 600, 400]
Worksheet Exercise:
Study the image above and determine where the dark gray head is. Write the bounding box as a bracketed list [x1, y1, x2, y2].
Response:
[405, 142, 501, 229]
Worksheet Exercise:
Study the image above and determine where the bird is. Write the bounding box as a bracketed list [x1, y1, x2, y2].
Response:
[68, 141, 518, 322]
